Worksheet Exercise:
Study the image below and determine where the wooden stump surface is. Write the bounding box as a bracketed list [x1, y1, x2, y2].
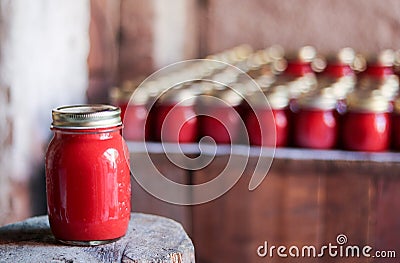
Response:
[0, 213, 195, 263]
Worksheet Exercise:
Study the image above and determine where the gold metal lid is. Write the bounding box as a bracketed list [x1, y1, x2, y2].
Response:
[357, 75, 399, 100]
[297, 88, 337, 110]
[394, 96, 400, 113]
[326, 47, 356, 64]
[286, 46, 316, 63]
[267, 86, 289, 109]
[366, 49, 395, 66]
[158, 86, 196, 106]
[52, 104, 122, 129]
[317, 76, 355, 99]
[352, 53, 367, 72]
[109, 78, 148, 104]
[284, 74, 317, 98]
[246, 85, 289, 109]
[197, 84, 243, 107]
[346, 90, 390, 113]
[311, 55, 327, 72]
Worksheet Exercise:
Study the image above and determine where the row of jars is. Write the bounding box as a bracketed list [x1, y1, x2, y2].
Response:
[111, 45, 400, 152]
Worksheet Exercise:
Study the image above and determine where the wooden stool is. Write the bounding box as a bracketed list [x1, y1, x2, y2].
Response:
[0, 213, 195, 262]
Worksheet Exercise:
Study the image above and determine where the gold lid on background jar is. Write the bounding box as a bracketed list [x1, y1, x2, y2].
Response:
[366, 49, 395, 67]
[246, 84, 289, 109]
[284, 74, 317, 99]
[158, 86, 196, 106]
[357, 75, 399, 101]
[197, 83, 243, 107]
[327, 47, 356, 65]
[393, 96, 400, 113]
[286, 46, 317, 63]
[297, 88, 337, 110]
[52, 104, 122, 129]
[317, 76, 355, 100]
[266, 85, 289, 109]
[346, 90, 390, 113]
[109, 78, 148, 105]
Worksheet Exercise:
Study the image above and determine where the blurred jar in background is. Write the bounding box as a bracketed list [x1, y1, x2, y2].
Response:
[110, 80, 150, 141]
[294, 88, 339, 149]
[282, 46, 318, 146]
[321, 47, 356, 78]
[196, 83, 243, 144]
[284, 46, 316, 77]
[246, 85, 289, 147]
[342, 90, 391, 152]
[362, 49, 395, 78]
[392, 97, 400, 150]
[153, 87, 197, 143]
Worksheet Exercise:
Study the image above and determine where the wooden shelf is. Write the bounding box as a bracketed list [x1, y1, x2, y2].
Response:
[127, 141, 400, 163]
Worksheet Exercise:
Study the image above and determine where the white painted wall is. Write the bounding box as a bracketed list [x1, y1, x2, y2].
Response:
[0, 0, 90, 223]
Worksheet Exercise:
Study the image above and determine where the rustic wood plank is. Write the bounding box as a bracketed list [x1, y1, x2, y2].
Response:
[118, 0, 154, 82]
[0, 213, 195, 263]
[205, 0, 400, 54]
[88, 0, 121, 103]
[374, 170, 400, 263]
[130, 152, 192, 235]
[192, 157, 323, 263]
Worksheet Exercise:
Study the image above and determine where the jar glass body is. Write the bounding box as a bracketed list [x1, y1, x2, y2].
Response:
[342, 111, 390, 151]
[246, 107, 288, 147]
[324, 64, 354, 78]
[198, 105, 242, 144]
[364, 65, 394, 78]
[154, 103, 197, 143]
[45, 126, 131, 244]
[392, 113, 400, 150]
[120, 102, 148, 141]
[285, 61, 313, 77]
[294, 108, 338, 149]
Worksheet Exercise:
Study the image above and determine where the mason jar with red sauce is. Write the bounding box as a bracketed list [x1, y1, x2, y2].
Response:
[284, 46, 316, 77]
[153, 87, 197, 143]
[110, 85, 149, 141]
[342, 91, 391, 152]
[294, 89, 339, 149]
[322, 47, 356, 78]
[196, 84, 244, 144]
[360, 49, 395, 79]
[392, 97, 400, 150]
[246, 85, 289, 147]
[45, 105, 131, 245]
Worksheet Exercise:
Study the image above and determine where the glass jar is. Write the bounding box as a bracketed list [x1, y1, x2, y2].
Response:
[342, 91, 391, 151]
[46, 105, 131, 245]
[392, 98, 400, 150]
[323, 47, 356, 78]
[294, 89, 339, 149]
[284, 46, 316, 77]
[197, 84, 243, 144]
[110, 83, 149, 141]
[153, 87, 198, 143]
[363, 49, 395, 78]
[246, 85, 289, 147]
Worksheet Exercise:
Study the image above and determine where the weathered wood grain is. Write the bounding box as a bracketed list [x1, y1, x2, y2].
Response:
[0, 213, 195, 263]
[87, 0, 121, 103]
[205, 0, 400, 54]
[130, 152, 192, 235]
